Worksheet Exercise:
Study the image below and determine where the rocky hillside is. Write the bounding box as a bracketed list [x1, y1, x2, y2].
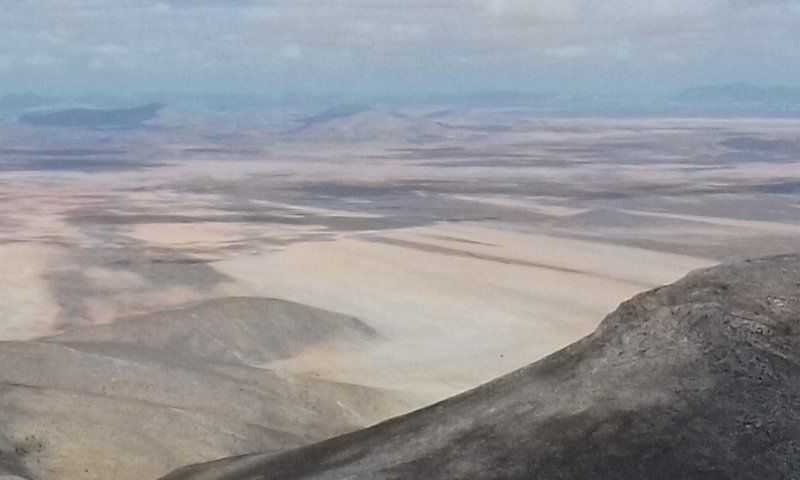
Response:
[162, 255, 800, 480]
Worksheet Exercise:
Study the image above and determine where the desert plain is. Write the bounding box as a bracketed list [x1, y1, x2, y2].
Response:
[1, 108, 800, 479]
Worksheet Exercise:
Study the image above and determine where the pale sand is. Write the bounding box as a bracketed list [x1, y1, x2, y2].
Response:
[0, 244, 61, 340]
[448, 195, 586, 216]
[215, 222, 712, 402]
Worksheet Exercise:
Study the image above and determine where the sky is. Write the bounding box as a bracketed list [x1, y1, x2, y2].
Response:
[1, 0, 799, 99]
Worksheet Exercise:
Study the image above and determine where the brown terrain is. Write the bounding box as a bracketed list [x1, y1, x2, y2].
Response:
[0, 107, 799, 479]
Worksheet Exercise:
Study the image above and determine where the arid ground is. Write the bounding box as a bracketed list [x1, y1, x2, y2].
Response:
[1, 109, 799, 479]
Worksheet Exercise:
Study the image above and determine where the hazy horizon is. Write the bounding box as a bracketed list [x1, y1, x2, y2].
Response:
[1, 1, 799, 101]
[6, 83, 800, 116]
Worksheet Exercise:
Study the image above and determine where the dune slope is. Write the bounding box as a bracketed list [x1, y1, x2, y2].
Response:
[162, 254, 800, 480]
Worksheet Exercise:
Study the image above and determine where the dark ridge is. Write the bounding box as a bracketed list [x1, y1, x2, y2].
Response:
[19, 103, 164, 128]
[297, 104, 371, 127]
[0, 158, 155, 173]
[160, 254, 800, 480]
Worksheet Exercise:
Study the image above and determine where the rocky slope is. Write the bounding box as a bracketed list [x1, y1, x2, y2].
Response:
[162, 254, 800, 480]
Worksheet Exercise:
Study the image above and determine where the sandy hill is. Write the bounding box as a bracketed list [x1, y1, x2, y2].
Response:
[162, 255, 800, 480]
[47, 297, 376, 366]
[0, 297, 411, 480]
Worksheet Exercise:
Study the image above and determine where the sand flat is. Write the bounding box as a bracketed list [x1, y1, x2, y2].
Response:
[215, 222, 712, 400]
[0, 243, 61, 340]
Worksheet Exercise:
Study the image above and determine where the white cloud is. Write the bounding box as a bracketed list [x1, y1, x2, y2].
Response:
[150, 2, 172, 14]
[23, 54, 59, 67]
[95, 44, 129, 56]
[545, 45, 590, 59]
[0, 0, 797, 93]
[280, 44, 304, 60]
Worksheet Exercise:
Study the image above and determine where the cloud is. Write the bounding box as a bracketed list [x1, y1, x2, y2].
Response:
[23, 54, 59, 67]
[545, 45, 590, 59]
[0, 0, 797, 95]
[280, 44, 305, 60]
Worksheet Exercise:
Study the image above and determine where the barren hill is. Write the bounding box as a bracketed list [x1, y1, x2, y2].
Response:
[47, 297, 377, 366]
[162, 255, 800, 480]
[0, 298, 410, 480]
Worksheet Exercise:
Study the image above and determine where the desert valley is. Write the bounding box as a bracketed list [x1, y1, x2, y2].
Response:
[0, 104, 799, 479]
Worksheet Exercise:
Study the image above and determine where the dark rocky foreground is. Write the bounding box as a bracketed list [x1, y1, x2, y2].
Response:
[161, 254, 800, 480]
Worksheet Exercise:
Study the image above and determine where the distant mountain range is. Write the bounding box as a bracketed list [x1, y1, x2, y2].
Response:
[19, 103, 164, 128]
[298, 104, 371, 127]
[3, 85, 800, 117]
